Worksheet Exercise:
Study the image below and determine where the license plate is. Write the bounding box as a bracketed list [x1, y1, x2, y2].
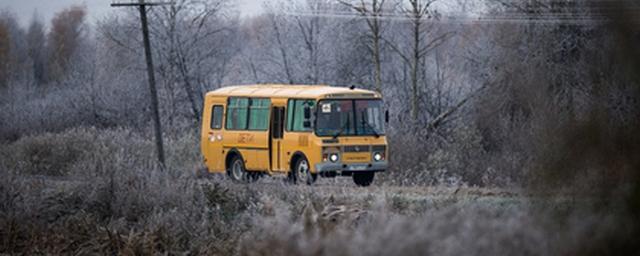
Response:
[349, 165, 367, 171]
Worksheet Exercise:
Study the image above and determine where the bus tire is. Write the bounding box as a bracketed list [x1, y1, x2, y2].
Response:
[294, 156, 317, 185]
[353, 172, 375, 187]
[228, 155, 247, 182]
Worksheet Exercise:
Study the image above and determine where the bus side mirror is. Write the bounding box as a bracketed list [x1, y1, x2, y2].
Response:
[303, 105, 312, 128]
[303, 106, 311, 119]
[385, 110, 389, 124]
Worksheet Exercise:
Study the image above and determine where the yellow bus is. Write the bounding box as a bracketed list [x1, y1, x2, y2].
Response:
[200, 84, 388, 186]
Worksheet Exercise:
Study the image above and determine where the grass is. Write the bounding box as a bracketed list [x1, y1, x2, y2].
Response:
[0, 127, 634, 255]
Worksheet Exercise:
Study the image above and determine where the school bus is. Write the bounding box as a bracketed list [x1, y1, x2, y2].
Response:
[200, 84, 388, 186]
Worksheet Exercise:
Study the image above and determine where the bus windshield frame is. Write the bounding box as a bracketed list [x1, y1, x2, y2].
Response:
[314, 99, 386, 137]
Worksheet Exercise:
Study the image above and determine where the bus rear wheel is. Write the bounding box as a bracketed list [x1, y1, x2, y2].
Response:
[294, 157, 317, 185]
[228, 156, 247, 182]
[353, 172, 375, 187]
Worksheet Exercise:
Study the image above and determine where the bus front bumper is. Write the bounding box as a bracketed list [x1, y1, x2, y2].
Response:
[314, 161, 388, 173]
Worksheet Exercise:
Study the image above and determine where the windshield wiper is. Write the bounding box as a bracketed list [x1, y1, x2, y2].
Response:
[332, 114, 351, 139]
[360, 111, 380, 138]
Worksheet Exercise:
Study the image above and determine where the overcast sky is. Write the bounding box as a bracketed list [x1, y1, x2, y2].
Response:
[0, 0, 266, 27]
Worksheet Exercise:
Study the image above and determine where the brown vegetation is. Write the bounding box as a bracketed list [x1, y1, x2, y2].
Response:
[0, 19, 9, 88]
[48, 5, 86, 81]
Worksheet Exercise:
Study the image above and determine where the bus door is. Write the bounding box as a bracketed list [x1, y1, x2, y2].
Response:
[206, 104, 225, 172]
[270, 106, 285, 172]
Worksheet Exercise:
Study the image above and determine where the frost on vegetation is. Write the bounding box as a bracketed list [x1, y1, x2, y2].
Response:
[0, 128, 541, 255]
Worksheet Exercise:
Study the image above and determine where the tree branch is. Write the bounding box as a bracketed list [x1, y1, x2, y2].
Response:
[418, 31, 455, 58]
[382, 37, 410, 64]
[427, 83, 489, 131]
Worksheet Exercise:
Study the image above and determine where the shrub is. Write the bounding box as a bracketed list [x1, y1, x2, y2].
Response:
[1, 127, 637, 255]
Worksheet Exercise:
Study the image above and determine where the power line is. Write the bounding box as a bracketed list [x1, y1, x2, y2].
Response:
[281, 4, 640, 25]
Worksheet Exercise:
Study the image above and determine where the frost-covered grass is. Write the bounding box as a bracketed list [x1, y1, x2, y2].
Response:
[0, 127, 634, 255]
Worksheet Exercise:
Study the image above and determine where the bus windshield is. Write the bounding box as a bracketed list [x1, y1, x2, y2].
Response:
[315, 99, 385, 137]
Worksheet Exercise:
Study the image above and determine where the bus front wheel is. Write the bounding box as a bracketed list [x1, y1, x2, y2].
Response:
[353, 172, 375, 187]
[294, 157, 317, 185]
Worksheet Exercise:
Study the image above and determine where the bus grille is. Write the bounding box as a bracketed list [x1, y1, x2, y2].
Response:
[343, 145, 371, 152]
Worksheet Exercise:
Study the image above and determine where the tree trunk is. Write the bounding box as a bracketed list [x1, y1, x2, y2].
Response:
[411, 13, 421, 121]
[338, 0, 385, 93]
[272, 15, 294, 84]
[178, 60, 201, 122]
[373, 24, 382, 93]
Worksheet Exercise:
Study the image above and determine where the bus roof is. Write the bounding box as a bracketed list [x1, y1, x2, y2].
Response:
[205, 84, 381, 99]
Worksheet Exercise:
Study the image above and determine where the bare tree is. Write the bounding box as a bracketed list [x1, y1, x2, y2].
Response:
[0, 11, 28, 88]
[151, 0, 235, 122]
[338, 0, 387, 93]
[386, 0, 452, 121]
[26, 12, 46, 85]
[292, 0, 324, 84]
[263, 4, 296, 84]
[0, 18, 9, 88]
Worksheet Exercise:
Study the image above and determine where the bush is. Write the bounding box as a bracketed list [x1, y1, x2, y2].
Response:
[0, 127, 636, 255]
[239, 203, 551, 256]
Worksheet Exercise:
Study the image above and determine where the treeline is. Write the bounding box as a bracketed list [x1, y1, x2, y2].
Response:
[0, 6, 86, 87]
[0, 0, 638, 188]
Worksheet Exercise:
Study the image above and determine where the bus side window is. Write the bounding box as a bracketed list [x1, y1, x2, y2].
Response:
[210, 105, 223, 130]
[226, 97, 249, 130]
[248, 98, 270, 131]
[287, 100, 295, 131]
[287, 99, 315, 132]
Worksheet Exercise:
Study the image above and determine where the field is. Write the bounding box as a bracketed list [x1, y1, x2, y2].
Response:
[2, 1, 640, 254]
[1, 127, 631, 255]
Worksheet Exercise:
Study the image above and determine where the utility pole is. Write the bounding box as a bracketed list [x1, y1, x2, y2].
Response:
[111, 0, 170, 167]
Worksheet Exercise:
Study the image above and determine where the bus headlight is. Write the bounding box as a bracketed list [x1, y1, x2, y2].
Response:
[373, 152, 383, 162]
[329, 153, 340, 162]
